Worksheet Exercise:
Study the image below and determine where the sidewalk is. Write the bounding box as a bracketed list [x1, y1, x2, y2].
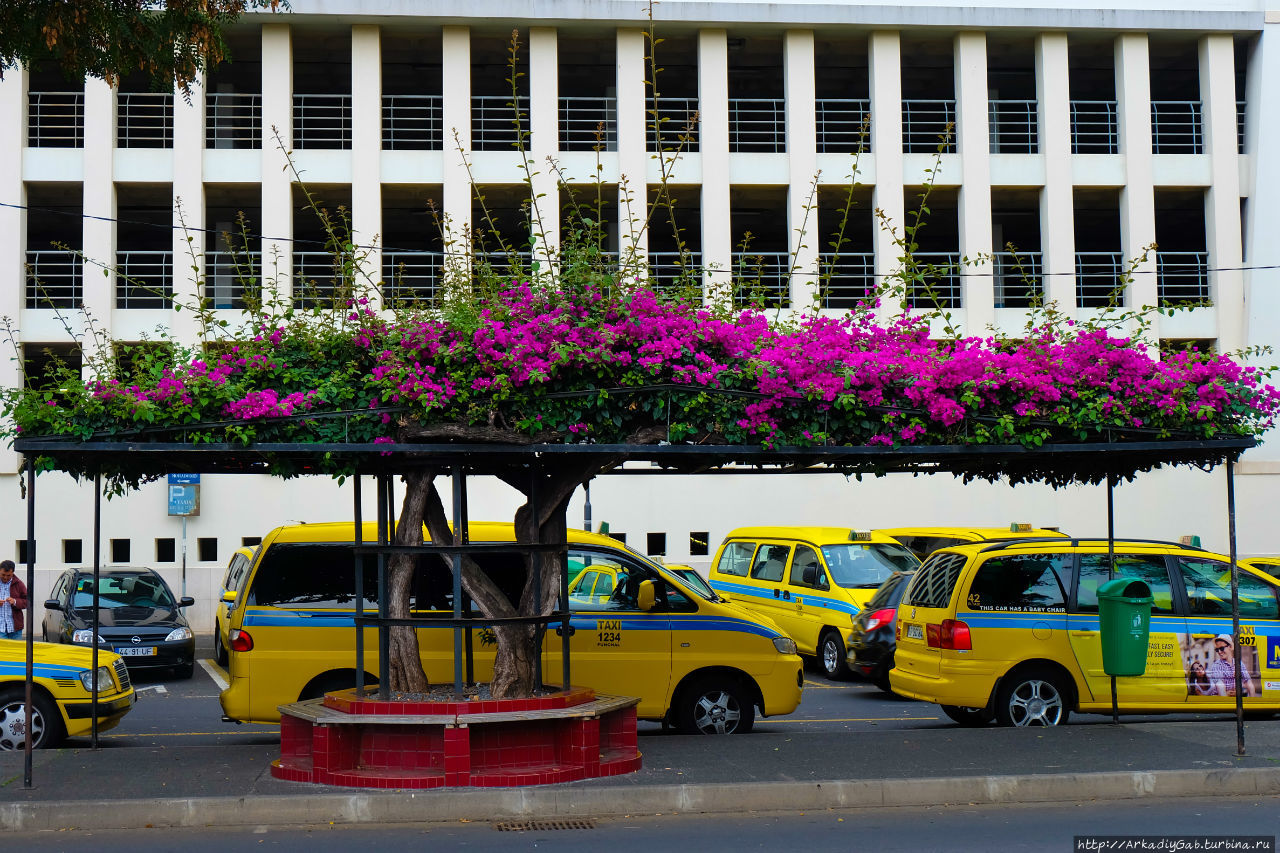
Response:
[3, 717, 1279, 831]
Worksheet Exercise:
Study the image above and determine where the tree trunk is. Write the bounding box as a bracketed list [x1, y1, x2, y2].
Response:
[386, 470, 432, 694]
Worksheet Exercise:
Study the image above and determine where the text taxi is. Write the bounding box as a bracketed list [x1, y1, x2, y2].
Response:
[219, 522, 803, 734]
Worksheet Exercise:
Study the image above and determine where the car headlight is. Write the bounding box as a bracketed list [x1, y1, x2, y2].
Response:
[72, 629, 103, 644]
[773, 636, 798, 655]
[165, 627, 193, 642]
[79, 666, 114, 693]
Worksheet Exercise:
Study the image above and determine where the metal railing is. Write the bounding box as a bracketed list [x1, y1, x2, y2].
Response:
[293, 251, 352, 306]
[1070, 100, 1117, 154]
[116, 251, 173, 308]
[1157, 251, 1210, 305]
[647, 251, 703, 294]
[474, 250, 538, 282]
[560, 96, 616, 151]
[203, 251, 261, 309]
[25, 250, 83, 308]
[992, 251, 1043, 308]
[383, 95, 442, 150]
[206, 93, 261, 149]
[818, 252, 875, 309]
[472, 94, 530, 150]
[905, 251, 961, 308]
[989, 100, 1037, 153]
[294, 94, 352, 149]
[732, 251, 790, 309]
[729, 98, 785, 153]
[1151, 100, 1202, 153]
[902, 100, 956, 153]
[1075, 251, 1126, 307]
[815, 99, 871, 153]
[27, 92, 83, 147]
[383, 251, 444, 306]
[117, 93, 173, 148]
[646, 97, 699, 152]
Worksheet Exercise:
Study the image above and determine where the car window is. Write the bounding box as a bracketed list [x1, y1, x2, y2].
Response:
[788, 545, 827, 590]
[1075, 554, 1176, 614]
[751, 545, 791, 582]
[820, 543, 919, 589]
[568, 549, 696, 613]
[72, 573, 177, 609]
[865, 571, 914, 609]
[896, 535, 967, 561]
[716, 542, 755, 577]
[903, 552, 968, 609]
[965, 554, 1069, 613]
[573, 570, 598, 595]
[1178, 558, 1279, 619]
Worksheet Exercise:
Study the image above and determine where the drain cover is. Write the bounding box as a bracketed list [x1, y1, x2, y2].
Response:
[492, 819, 597, 832]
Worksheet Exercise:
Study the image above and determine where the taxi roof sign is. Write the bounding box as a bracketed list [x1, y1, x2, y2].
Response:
[1010, 522, 1033, 532]
[1179, 534, 1202, 547]
[849, 529, 872, 541]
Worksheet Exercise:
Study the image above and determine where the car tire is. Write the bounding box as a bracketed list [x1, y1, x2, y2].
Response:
[676, 676, 755, 735]
[819, 630, 853, 681]
[0, 687, 65, 750]
[941, 704, 991, 726]
[994, 668, 1070, 727]
[213, 631, 228, 667]
[174, 662, 195, 680]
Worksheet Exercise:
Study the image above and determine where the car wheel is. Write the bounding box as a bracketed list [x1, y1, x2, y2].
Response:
[174, 662, 195, 680]
[941, 704, 991, 726]
[873, 655, 895, 694]
[819, 630, 852, 681]
[213, 631, 227, 667]
[0, 687, 65, 750]
[676, 676, 755, 735]
[995, 668, 1070, 727]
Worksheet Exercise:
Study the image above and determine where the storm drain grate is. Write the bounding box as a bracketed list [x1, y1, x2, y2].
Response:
[492, 818, 597, 832]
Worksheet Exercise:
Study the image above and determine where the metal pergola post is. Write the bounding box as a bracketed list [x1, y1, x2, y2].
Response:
[376, 473, 390, 700]
[23, 458, 35, 788]
[1107, 473, 1118, 725]
[91, 473, 101, 748]
[1227, 459, 1245, 756]
[451, 465, 465, 693]
[353, 474, 365, 693]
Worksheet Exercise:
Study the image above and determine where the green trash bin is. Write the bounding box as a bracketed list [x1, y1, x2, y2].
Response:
[1098, 578, 1153, 677]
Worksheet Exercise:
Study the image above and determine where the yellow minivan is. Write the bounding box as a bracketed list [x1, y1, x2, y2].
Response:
[876, 525, 1067, 562]
[707, 527, 920, 680]
[219, 522, 803, 734]
[891, 537, 1280, 726]
[214, 546, 256, 666]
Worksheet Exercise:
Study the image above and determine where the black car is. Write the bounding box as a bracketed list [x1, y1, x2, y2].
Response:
[846, 569, 916, 693]
[42, 567, 197, 679]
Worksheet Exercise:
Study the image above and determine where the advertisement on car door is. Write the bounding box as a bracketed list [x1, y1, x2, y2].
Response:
[1181, 631, 1264, 698]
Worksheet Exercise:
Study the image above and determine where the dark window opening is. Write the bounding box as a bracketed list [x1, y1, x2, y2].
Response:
[111, 539, 131, 563]
[63, 539, 83, 563]
[242, 536, 262, 547]
[156, 538, 176, 563]
[16, 541, 34, 564]
[198, 538, 219, 562]
[647, 532, 667, 557]
[689, 532, 710, 557]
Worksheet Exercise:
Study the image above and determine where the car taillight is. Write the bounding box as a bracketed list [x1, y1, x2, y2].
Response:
[863, 608, 896, 633]
[229, 628, 254, 652]
[926, 619, 972, 651]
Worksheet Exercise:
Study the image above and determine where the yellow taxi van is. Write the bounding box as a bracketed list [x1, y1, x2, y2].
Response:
[218, 521, 803, 735]
[707, 527, 920, 680]
[214, 545, 256, 666]
[0, 638, 136, 749]
[876, 524, 1067, 562]
[890, 537, 1280, 726]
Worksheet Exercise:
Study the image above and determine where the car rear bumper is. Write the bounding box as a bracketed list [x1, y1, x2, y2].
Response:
[889, 661, 995, 708]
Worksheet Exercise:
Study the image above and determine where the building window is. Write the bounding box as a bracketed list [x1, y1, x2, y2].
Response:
[156, 538, 176, 563]
[242, 536, 262, 547]
[15, 541, 34, 564]
[63, 539, 82, 563]
[198, 538, 219, 562]
[647, 532, 667, 557]
[23, 343, 82, 390]
[111, 539, 131, 563]
[690, 532, 710, 556]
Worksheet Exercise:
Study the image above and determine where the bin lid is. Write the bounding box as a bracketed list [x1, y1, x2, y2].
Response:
[1097, 577, 1153, 602]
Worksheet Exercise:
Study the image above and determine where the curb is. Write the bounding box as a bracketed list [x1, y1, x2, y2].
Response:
[5, 768, 1280, 831]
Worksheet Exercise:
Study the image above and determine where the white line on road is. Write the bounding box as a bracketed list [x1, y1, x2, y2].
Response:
[199, 658, 229, 691]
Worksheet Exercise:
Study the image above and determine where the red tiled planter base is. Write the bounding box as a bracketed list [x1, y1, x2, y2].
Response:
[271, 687, 641, 788]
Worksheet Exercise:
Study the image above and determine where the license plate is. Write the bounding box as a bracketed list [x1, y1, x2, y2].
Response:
[906, 623, 924, 640]
[114, 646, 156, 657]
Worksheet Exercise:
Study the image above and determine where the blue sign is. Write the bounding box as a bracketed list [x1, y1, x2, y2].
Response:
[1268, 636, 1280, 670]
[168, 473, 200, 485]
[168, 484, 200, 516]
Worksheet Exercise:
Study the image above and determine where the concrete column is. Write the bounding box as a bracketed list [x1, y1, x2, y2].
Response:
[260, 23, 294, 307]
[616, 28, 648, 276]
[171, 76, 205, 345]
[785, 29, 818, 311]
[0, 66, 26, 472]
[1036, 32, 1076, 317]
[1199, 33, 1244, 353]
[698, 29, 731, 304]
[351, 24, 383, 305]
[81, 78, 116, 365]
[529, 27, 559, 274]
[955, 31, 993, 330]
[441, 25, 472, 280]
[1115, 33, 1157, 328]
[869, 31, 905, 306]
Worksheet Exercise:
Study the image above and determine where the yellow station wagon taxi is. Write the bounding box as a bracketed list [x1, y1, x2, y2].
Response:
[0, 639, 136, 749]
[219, 522, 803, 734]
[876, 524, 1068, 562]
[708, 527, 920, 679]
[891, 538, 1280, 726]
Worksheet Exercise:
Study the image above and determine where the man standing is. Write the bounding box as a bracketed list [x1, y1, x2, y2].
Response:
[0, 559, 28, 640]
[1206, 633, 1254, 697]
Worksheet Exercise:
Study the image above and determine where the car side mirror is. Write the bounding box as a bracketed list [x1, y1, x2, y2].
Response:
[220, 590, 236, 603]
[179, 596, 195, 608]
[44, 599, 61, 611]
[637, 580, 657, 612]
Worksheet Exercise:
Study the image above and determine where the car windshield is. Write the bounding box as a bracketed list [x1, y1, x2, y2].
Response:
[71, 573, 176, 610]
[618, 543, 719, 602]
[820, 543, 921, 589]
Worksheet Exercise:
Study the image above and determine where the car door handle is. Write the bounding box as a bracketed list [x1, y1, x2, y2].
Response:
[782, 590, 791, 601]
[773, 589, 780, 598]
[555, 625, 576, 637]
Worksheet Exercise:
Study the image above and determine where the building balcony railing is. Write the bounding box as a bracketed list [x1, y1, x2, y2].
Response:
[383, 94, 442, 151]
[902, 100, 956, 153]
[905, 251, 961, 308]
[818, 253, 875, 309]
[294, 94, 352, 150]
[204, 251, 261, 309]
[472, 94, 530, 151]
[989, 100, 1037, 154]
[646, 97, 700, 152]
[560, 96, 617, 151]
[1151, 100, 1202, 154]
[474, 250, 537, 282]
[1070, 100, 1117, 154]
[117, 93, 173, 148]
[28, 92, 83, 148]
[729, 98, 785, 153]
[1075, 251, 1126, 307]
[293, 251, 352, 306]
[25, 250, 83, 308]
[815, 99, 870, 154]
[1237, 100, 1246, 153]
[647, 251, 703, 294]
[383, 251, 444, 307]
[206, 93, 262, 149]
[732, 251, 791, 309]
[1157, 251, 1210, 305]
[992, 251, 1043, 308]
[117, 250, 173, 308]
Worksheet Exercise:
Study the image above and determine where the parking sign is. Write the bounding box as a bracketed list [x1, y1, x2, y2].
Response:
[167, 473, 200, 516]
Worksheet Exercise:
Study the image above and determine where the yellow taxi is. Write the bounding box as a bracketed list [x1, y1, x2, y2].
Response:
[214, 546, 256, 666]
[876, 524, 1067, 561]
[0, 638, 136, 749]
[1240, 556, 1280, 574]
[219, 521, 804, 734]
[890, 537, 1280, 726]
[707, 527, 920, 679]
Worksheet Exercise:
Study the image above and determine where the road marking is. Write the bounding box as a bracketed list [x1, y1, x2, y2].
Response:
[200, 658, 229, 691]
[102, 727, 277, 738]
[133, 685, 168, 695]
[803, 680, 861, 689]
[764, 716, 941, 723]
